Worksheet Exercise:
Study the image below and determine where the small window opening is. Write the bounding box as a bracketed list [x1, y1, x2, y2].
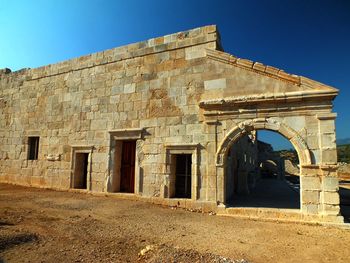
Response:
[28, 137, 39, 160]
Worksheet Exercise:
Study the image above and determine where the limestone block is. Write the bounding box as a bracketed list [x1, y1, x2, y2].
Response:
[206, 188, 216, 201]
[236, 58, 253, 68]
[123, 102, 134, 111]
[130, 93, 141, 102]
[165, 116, 182, 126]
[301, 176, 321, 191]
[60, 177, 71, 189]
[320, 215, 344, 223]
[283, 116, 305, 132]
[90, 119, 107, 130]
[301, 204, 319, 214]
[127, 111, 138, 120]
[31, 176, 46, 187]
[142, 154, 159, 165]
[207, 175, 217, 188]
[169, 87, 182, 97]
[322, 177, 339, 191]
[306, 135, 319, 150]
[204, 78, 226, 90]
[321, 148, 337, 164]
[182, 114, 198, 124]
[318, 119, 335, 134]
[92, 153, 107, 163]
[110, 95, 120, 104]
[321, 204, 340, 215]
[143, 144, 161, 154]
[174, 96, 187, 106]
[185, 124, 202, 135]
[320, 166, 337, 177]
[305, 117, 319, 134]
[185, 48, 206, 60]
[321, 191, 340, 205]
[302, 190, 320, 204]
[124, 83, 135, 94]
[164, 135, 192, 144]
[320, 133, 336, 149]
[169, 125, 186, 136]
[264, 120, 280, 131]
[252, 62, 265, 72]
[155, 126, 169, 138]
[264, 66, 280, 75]
[140, 118, 158, 128]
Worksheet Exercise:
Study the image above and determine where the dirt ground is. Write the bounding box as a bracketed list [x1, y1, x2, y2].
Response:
[1, 184, 350, 263]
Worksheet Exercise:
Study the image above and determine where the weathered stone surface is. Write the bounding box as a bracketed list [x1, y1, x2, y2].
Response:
[321, 204, 340, 215]
[302, 190, 320, 204]
[204, 78, 226, 90]
[322, 177, 339, 192]
[301, 176, 321, 191]
[321, 191, 340, 205]
[0, 25, 342, 223]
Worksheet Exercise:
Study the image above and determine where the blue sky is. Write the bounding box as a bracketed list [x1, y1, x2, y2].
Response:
[0, 0, 349, 150]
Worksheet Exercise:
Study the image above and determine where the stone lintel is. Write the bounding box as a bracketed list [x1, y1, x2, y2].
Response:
[164, 143, 199, 150]
[109, 128, 144, 140]
[70, 145, 94, 151]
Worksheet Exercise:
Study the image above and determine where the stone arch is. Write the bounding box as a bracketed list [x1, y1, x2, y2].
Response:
[216, 118, 312, 167]
[215, 117, 312, 205]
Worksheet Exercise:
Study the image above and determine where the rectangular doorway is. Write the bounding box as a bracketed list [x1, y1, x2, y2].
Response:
[120, 141, 136, 193]
[73, 152, 89, 189]
[175, 154, 192, 198]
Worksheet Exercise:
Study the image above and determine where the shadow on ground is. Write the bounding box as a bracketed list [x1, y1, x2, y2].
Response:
[227, 178, 300, 209]
[0, 233, 38, 252]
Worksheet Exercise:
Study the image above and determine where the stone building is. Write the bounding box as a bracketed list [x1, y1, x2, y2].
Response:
[0, 25, 343, 223]
[226, 133, 259, 202]
[258, 140, 285, 180]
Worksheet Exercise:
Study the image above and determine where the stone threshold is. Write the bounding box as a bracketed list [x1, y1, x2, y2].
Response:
[217, 207, 349, 229]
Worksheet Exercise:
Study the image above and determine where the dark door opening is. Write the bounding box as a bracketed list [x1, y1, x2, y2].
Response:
[28, 137, 39, 160]
[175, 154, 192, 198]
[120, 141, 136, 193]
[73, 153, 89, 189]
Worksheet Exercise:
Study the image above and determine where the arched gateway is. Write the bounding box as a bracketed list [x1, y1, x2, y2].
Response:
[200, 92, 342, 222]
[214, 118, 309, 210]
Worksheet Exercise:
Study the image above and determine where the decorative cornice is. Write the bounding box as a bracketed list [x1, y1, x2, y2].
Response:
[199, 90, 338, 109]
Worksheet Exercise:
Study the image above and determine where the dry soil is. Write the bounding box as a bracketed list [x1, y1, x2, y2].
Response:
[1, 183, 350, 263]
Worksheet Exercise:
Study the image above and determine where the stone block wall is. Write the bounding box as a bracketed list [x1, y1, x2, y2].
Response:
[0, 25, 221, 197]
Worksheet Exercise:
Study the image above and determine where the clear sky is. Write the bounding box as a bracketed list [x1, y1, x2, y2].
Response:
[0, 0, 349, 150]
